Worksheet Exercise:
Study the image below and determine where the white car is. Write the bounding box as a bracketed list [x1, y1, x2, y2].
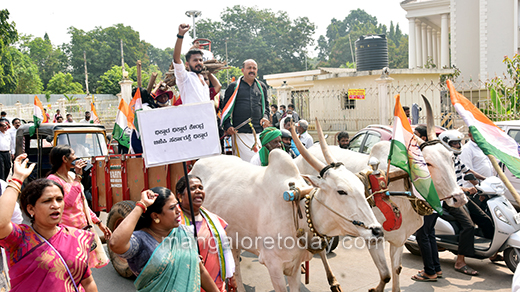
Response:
[494, 120, 520, 209]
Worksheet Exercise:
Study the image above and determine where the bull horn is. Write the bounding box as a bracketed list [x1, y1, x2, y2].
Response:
[315, 117, 336, 164]
[290, 122, 326, 172]
[421, 94, 437, 141]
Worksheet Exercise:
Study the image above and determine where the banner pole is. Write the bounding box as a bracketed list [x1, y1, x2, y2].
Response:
[182, 161, 200, 255]
[487, 154, 520, 208]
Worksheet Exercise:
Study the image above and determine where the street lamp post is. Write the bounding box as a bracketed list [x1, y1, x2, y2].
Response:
[185, 10, 202, 39]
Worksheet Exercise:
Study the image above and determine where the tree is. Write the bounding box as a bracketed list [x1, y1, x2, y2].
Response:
[96, 64, 163, 95]
[196, 6, 316, 79]
[316, 10, 408, 69]
[64, 24, 160, 92]
[0, 9, 18, 93]
[9, 47, 43, 93]
[19, 33, 68, 89]
[46, 72, 84, 94]
[214, 66, 243, 89]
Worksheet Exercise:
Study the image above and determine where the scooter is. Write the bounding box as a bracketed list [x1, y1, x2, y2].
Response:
[405, 174, 520, 272]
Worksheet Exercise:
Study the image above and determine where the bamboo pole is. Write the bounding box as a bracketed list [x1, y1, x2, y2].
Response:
[487, 154, 520, 208]
[146, 73, 158, 93]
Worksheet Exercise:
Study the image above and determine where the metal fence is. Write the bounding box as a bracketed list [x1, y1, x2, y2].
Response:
[287, 76, 520, 134]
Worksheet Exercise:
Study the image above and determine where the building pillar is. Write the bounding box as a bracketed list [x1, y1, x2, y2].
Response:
[376, 74, 394, 125]
[441, 13, 450, 68]
[408, 17, 417, 68]
[437, 31, 441, 67]
[432, 29, 438, 67]
[421, 23, 428, 68]
[415, 19, 423, 68]
[427, 26, 433, 65]
[15, 101, 22, 119]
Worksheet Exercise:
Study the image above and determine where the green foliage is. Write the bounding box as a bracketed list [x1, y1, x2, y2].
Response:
[0, 9, 18, 93]
[316, 9, 408, 69]
[64, 24, 169, 93]
[46, 72, 84, 94]
[9, 47, 43, 93]
[485, 54, 520, 121]
[196, 6, 315, 79]
[214, 66, 243, 89]
[63, 93, 80, 112]
[96, 64, 163, 95]
[19, 34, 69, 89]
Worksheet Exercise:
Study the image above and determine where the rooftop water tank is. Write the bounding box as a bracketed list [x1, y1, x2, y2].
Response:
[355, 34, 389, 71]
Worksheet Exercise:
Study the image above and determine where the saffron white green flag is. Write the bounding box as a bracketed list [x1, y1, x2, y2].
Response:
[29, 96, 48, 136]
[447, 80, 520, 178]
[388, 94, 442, 214]
[112, 98, 132, 148]
[90, 102, 101, 124]
[129, 89, 143, 132]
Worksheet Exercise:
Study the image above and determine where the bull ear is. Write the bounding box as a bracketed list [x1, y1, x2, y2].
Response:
[301, 174, 321, 187]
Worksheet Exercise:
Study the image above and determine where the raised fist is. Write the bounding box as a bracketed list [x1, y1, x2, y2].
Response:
[178, 24, 190, 36]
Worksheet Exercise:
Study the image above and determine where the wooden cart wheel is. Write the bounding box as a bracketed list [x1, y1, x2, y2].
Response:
[107, 200, 136, 278]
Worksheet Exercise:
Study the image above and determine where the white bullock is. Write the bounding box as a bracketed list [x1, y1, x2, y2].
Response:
[191, 137, 382, 292]
[295, 96, 467, 292]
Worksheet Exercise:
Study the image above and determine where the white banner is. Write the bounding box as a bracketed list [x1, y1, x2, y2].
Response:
[137, 102, 221, 168]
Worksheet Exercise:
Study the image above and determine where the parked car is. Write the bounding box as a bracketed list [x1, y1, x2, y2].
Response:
[494, 120, 520, 209]
[348, 124, 446, 154]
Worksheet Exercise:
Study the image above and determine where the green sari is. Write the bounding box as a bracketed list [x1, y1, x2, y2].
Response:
[134, 225, 200, 292]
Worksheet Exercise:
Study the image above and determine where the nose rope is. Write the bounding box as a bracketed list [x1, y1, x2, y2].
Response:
[309, 188, 370, 230]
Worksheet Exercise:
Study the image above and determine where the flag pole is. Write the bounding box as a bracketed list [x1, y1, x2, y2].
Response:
[182, 161, 200, 255]
[487, 154, 520, 208]
[385, 159, 392, 186]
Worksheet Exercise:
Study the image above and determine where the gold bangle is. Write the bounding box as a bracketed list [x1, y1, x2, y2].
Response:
[7, 184, 21, 194]
[75, 174, 83, 180]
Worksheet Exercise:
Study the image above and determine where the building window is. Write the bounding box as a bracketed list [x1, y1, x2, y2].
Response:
[342, 92, 356, 109]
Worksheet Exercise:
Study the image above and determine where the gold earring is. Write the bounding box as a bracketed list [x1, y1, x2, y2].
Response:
[154, 218, 160, 224]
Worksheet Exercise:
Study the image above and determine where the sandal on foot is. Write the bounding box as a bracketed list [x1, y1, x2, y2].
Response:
[490, 254, 504, 262]
[455, 265, 479, 276]
[411, 272, 437, 282]
[418, 270, 442, 278]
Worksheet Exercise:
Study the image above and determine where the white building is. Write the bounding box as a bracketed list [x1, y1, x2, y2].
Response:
[401, 0, 519, 81]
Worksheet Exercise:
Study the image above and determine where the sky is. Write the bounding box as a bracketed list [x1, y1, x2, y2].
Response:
[3, 0, 409, 57]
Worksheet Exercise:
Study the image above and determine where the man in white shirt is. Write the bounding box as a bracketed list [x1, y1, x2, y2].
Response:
[65, 114, 75, 123]
[459, 132, 495, 188]
[296, 119, 313, 149]
[0, 119, 11, 181]
[80, 111, 92, 123]
[173, 23, 209, 105]
[8, 118, 21, 159]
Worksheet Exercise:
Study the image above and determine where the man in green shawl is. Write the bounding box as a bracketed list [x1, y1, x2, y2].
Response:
[250, 127, 282, 166]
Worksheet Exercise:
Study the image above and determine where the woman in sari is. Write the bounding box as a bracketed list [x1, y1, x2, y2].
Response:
[176, 176, 236, 292]
[0, 154, 98, 291]
[109, 187, 219, 292]
[47, 145, 111, 268]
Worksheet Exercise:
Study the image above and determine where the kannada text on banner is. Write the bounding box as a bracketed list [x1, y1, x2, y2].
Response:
[137, 102, 221, 168]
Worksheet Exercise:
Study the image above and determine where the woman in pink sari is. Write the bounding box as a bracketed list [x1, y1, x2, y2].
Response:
[47, 145, 111, 268]
[0, 154, 97, 291]
[176, 175, 236, 292]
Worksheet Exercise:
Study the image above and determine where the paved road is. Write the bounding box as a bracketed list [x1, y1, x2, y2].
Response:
[93, 235, 515, 291]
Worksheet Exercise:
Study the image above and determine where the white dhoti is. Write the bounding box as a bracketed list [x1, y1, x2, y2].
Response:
[232, 133, 260, 162]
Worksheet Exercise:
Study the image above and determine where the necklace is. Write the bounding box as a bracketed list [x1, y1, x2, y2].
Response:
[147, 227, 164, 241]
[54, 172, 72, 183]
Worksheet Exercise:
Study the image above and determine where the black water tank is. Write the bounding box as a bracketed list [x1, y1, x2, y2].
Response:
[355, 34, 389, 71]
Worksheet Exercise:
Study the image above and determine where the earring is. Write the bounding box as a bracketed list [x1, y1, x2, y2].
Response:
[154, 218, 160, 224]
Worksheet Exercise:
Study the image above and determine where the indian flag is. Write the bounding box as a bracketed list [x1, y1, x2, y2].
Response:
[129, 89, 143, 132]
[112, 99, 132, 148]
[91, 102, 101, 124]
[388, 94, 442, 214]
[29, 96, 48, 136]
[447, 80, 520, 178]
